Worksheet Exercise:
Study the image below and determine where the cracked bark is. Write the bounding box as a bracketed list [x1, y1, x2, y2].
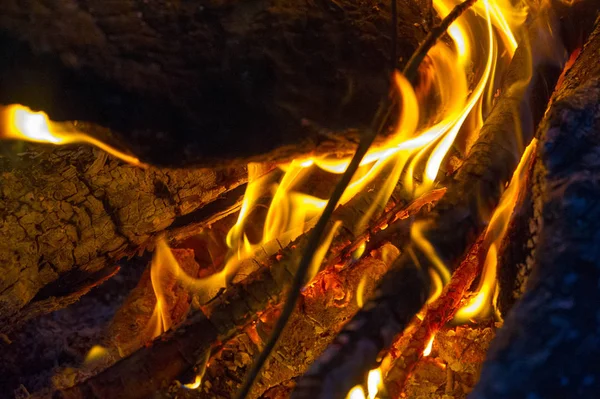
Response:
[0, 143, 246, 334]
[471, 17, 600, 398]
[57, 172, 444, 399]
[0, 0, 430, 167]
[293, 3, 599, 397]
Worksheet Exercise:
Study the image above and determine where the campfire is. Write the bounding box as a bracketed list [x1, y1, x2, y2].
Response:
[1, 0, 599, 398]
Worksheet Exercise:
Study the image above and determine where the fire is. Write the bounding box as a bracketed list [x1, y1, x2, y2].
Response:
[345, 368, 383, 399]
[346, 386, 366, 399]
[183, 375, 202, 390]
[0, 104, 143, 166]
[356, 275, 368, 308]
[423, 335, 436, 357]
[455, 138, 537, 322]
[83, 345, 109, 365]
[367, 368, 383, 399]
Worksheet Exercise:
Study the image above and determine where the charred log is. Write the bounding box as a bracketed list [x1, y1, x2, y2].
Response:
[471, 18, 600, 399]
[0, 144, 246, 335]
[57, 176, 442, 399]
[0, 0, 430, 167]
[190, 248, 396, 399]
[291, 2, 583, 397]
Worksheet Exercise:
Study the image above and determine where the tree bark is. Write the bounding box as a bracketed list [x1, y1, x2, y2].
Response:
[0, 143, 246, 334]
[471, 18, 600, 399]
[0, 0, 430, 167]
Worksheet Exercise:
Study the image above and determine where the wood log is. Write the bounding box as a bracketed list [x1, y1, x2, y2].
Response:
[0, 143, 247, 335]
[57, 177, 442, 399]
[291, 2, 583, 396]
[0, 0, 430, 167]
[186, 246, 396, 399]
[471, 18, 600, 399]
[384, 236, 486, 398]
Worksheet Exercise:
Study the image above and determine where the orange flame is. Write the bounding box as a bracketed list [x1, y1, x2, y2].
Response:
[423, 334, 436, 357]
[1, 104, 143, 166]
[455, 138, 537, 322]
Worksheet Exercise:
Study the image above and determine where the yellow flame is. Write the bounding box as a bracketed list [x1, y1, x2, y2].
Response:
[346, 386, 366, 399]
[307, 221, 343, 283]
[344, 368, 383, 399]
[427, 269, 444, 304]
[83, 345, 109, 364]
[184, 375, 202, 390]
[423, 334, 436, 357]
[356, 275, 368, 308]
[367, 368, 383, 399]
[411, 221, 451, 285]
[1, 104, 143, 166]
[455, 138, 537, 322]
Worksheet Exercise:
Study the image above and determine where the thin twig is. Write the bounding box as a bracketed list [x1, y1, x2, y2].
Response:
[403, 0, 478, 83]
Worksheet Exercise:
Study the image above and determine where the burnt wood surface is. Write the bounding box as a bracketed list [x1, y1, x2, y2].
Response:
[291, 2, 585, 397]
[0, 0, 430, 167]
[0, 143, 246, 335]
[57, 174, 443, 399]
[471, 18, 600, 399]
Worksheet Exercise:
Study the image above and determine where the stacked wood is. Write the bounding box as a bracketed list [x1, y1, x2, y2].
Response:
[0, 0, 431, 167]
[186, 246, 396, 399]
[292, 1, 590, 396]
[57, 173, 443, 399]
[0, 143, 247, 335]
[471, 16, 600, 398]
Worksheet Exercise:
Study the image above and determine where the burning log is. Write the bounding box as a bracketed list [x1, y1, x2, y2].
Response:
[384, 236, 487, 398]
[293, 2, 597, 397]
[471, 18, 600, 398]
[57, 181, 443, 399]
[192, 246, 396, 399]
[0, 0, 431, 167]
[0, 144, 247, 335]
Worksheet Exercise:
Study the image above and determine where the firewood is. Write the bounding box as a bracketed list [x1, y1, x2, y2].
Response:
[384, 236, 486, 398]
[292, 2, 598, 397]
[189, 247, 397, 399]
[57, 180, 442, 399]
[0, 144, 247, 335]
[0, 0, 431, 167]
[471, 17, 600, 398]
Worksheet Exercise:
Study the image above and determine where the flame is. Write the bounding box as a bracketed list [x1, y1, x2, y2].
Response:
[344, 368, 383, 399]
[346, 386, 367, 399]
[423, 335, 436, 357]
[411, 221, 451, 285]
[455, 138, 537, 322]
[367, 368, 383, 399]
[83, 345, 109, 365]
[1, 104, 143, 166]
[184, 375, 202, 390]
[356, 275, 368, 308]
[427, 269, 444, 304]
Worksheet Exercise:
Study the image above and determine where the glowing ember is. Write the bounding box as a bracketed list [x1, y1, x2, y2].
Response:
[1, 104, 143, 166]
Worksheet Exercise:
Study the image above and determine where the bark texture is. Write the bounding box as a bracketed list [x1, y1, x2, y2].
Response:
[292, 3, 579, 397]
[0, 0, 429, 167]
[58, 174, 442, 399]
[187, 248, 395, 399]
[0, 143, 246, 334]
[471, 18, 600, 399]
